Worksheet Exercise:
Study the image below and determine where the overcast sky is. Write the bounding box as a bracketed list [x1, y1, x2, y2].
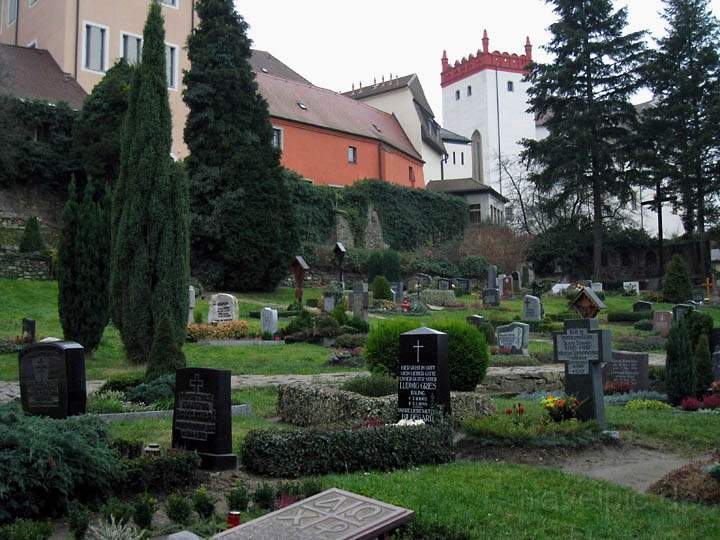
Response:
[237, 0, 720, 120]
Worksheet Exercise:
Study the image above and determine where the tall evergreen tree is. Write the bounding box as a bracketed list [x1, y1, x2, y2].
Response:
[642, 0, 720, 274]
[18, 216, 44, 253]
[184, 0, 298, 292]
[58, 179, 110, 352]
[665, 319, 697, 405]
[74, 60, 134, 183]
[521, 0, 646, 279]
[110, 1, 189, 365]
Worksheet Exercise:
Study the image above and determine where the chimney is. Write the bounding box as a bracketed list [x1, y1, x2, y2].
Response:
[352, 83, 355, 90]
[441, 50, 449, 71]
[482, 29, 489, 54]
[525, 36, 533, 60]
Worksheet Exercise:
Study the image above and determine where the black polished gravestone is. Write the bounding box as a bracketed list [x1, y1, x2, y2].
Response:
[553, 319, 610, 424]
[19, 341, 86, 418]
[172, 368, 237, 471]
[398, 328, 450, 422]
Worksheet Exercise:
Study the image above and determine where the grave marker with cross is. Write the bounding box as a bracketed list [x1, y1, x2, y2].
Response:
[397, 327, 450, 422]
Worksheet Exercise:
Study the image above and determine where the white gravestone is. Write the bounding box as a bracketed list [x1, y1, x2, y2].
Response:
[208, 294, 239, 324]
[623, 282, 640, 296]
[188, 286, 196, 324]
[260, 308, 278, 336]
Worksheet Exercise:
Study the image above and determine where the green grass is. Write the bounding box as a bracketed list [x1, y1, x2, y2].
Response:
[326, 461, 720, 539]
[231, 386, 278, 418]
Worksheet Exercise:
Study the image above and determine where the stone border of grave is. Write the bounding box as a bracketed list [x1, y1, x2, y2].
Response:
[276, 383, 495, 427]
[94, 404, 252, 423]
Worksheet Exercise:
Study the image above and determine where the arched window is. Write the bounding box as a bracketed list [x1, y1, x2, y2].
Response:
[471, 130, 483, 182]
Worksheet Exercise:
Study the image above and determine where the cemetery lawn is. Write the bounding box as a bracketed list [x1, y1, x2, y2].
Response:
[327, 461, 720, 539]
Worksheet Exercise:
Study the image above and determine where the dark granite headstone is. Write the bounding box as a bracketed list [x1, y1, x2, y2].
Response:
[398, 327, 450, 421]
[632, 301, 653, 312]
[172, 368, 237, 471]
[466, 315, 485, 329]
[487, 265, 497, 289]
[211, 488, 414, 540]
[21, 318, 36, 343]
[511, 271, 521, 291]
[553, 319, 609, 424]
[482, 288, 500, 307]
[605, 351, 649, 391]
[19, 341, 86, 418]
[673, 304, 694, 323]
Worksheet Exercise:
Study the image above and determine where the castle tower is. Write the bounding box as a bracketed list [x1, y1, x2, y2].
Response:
[441, 31, 535, 194]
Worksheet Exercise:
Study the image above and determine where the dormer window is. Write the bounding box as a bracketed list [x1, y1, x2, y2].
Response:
[297, 102, 308, 110]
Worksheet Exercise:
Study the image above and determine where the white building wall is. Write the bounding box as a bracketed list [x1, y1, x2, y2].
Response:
[422, 141, 444, 183]
[442, 141, 472, 180]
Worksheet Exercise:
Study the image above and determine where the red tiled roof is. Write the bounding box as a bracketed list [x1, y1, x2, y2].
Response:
[249, 49, 311, 85]
[0, 44, 86, 109]
[255, 72, 422, 161]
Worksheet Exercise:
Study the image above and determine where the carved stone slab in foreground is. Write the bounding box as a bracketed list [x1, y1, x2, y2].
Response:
[211, 488, 414, 540]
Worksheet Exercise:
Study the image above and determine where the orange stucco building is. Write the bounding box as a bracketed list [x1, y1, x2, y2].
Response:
[0, 0, 423, 188]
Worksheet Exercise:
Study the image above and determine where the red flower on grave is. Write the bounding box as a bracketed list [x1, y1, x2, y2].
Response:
[517, 404, 525, 415]
[505, 407, 513, 415]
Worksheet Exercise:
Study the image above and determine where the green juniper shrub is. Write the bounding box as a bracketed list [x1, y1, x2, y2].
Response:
[18, 217, 45, 253]
[242, 420, 454, 478]
[145, 316, 186, 382]
[67, 502, 92, 540]
[662, 254, 693, 303]
[371, 276, 393, 301]
[315, 314, 341, 338]
[341, 374, 397, 397]
[633, 319, 654, 332]
[665, 320, 697, 405]
[0, 519, 53, 540]
[0, 405, 120, 523]
[365, 319, 419, 376]
[346, 315, 369, 334]
[685, 311, 713, 349]
[367, 250, 385, 282]
[300, 478, 323, 498]
[252, 483, 277, 510]
[382, 250, 402, 282]
[99, 373, 145, 394]
[284, 310, 315, 336]
[331, 302, 349, 326]
[226, 482, 250, 512]
[100, 497, 133, 525]
[191, 486, 216, 519]
[165, 494, 193, 525]
[119, 450, 200, 495]
[132, 493, 157, 530]
[695, 333, 714, 397]
[126, 374, 175, 405]
[306, 298, 319, 308]
[477, 321, 496, 346]
[335, 333, 367, 349]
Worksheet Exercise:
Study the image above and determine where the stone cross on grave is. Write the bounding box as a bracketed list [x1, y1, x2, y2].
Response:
[189, 373, 204, 392]
[413, 340, 424, 363]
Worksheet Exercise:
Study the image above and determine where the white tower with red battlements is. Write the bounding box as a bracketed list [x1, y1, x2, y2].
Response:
[441, 31, 535, 195]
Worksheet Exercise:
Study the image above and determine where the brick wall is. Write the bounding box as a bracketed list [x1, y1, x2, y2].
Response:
[0, 253, 53, 280]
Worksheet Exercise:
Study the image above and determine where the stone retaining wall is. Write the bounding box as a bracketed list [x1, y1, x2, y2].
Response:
[0, 252, 53, 280]
[478, 366, 564, 395]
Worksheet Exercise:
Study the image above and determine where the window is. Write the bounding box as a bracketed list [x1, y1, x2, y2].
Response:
[272, 127, 283, 150]
[455, 90, 460, 100]
[121, 33, 143, 64]
[461, 152, 464, 165]
[8, 0, 17, 26]
[348, 146, 357, 164]
[409, 166, 415, 182]
[166, 45, 177, 89]
[469, 204, 482, 224]
[84, 23, 107, 73]
[160, 0, 178, 7]
[507, 81, 514, 92]
[28, 0, 38, 7]
[467, 85, 472, 96]
[452, 152, 456, 165]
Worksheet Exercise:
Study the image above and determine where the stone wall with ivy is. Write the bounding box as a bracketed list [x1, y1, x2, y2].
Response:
[0, 253, 53, 280]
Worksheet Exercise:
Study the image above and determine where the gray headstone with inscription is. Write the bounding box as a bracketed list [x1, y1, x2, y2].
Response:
[553, 319, 609, 424]
[208, 293, 239, 324]
[522, 295, 543, 321]
[487, 265, 497, 289]
[260, 308, 278, 336]
[398, 327, 451, 421]
[210, 488, 414, 540]
[482, 288, 500, 307]
[604, 351, 649, 391]
[496, 322, 530, 355]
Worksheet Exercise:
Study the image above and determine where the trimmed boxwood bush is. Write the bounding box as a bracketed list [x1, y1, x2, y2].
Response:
[365, 320, 489, 391]
[119, 450, 200, 495]
[607, 311, 653, 323]
[241, 422, 454, 477]
[0, 405, 120, 524]
[341, 374, 397, 397]
[371, 275, 392, 301]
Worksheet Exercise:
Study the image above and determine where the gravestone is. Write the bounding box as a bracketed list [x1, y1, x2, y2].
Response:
[291, 255, 310, 304]
[211, 488, 414, 540]
[623, 281, 640, 296]
[551, 283, 572, 295]
[415, 273, 432, 287]
[390, 281, 404, 303]
[437, 278, 450, 291]
[653, 311, 673, 338]
[633, 301, 653, 312]
[466, 315, 485, 329]
[501, 276, 513, 300]
[19, 341, 86, 418]
[187, 286, 196, 325]
[453, 277, 470, 296]
[511, 271, 521, 291]
[522, 295, 543, 321]
[351, 282, 369, 321]
[522, 266, 530, 287]
[591, 282, 603, 292]
[604, 351, 649, 391]
[398, 327, 451, 421]
[482, 288, 500, 307]
[673, 304, 694, 323]
[553, 319, 609, 424]
[172, 368, 237, 471]
[21, 317, 36, 343]
[496, 322, 530, 355]
[323, 295, 335, 313]
[208, 294, 238, 324]
[487, 265, 497, 290]
[260, 308, 278, 336]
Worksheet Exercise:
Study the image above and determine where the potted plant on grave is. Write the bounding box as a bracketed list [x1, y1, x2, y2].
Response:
[540, 394, 583, 422]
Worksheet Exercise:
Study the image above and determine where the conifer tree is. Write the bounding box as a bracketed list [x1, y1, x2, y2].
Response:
[642, 0, 720, 274]
[695, 333, 714, 397]
[146, 316, 185, 381]
[184, 0, 297, 291]
[110, 2, 189, 365]
[665, 320, 697, 405]
[18, 217, 44, 253]
[58, 179, 110, 352]
[521, 0, 646, 279]
[662, 254, 693, 303]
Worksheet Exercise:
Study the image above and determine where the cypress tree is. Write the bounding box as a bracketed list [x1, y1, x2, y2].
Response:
[58, 179, 110, 352]
[184, 0, 297, 292]
[521, 0, 646, 279]
[665, 320, 697, 405]
[695, 333, 714, 397]
[110, 2, 189, 365]
[146, 316, 185, 381]
[18, 217, 44, 253]
[662, 254, 693, 303]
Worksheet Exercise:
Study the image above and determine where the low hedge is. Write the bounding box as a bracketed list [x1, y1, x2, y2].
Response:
[607, 311, 653, 323]
[241, 422, 454, 477]
[187, 321, 250, 341]
[118, 450, 201, 495]
[276, 383, 496, 427]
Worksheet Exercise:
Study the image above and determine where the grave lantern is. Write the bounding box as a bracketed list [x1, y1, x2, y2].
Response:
[290, 255, 310, 304]
[568, 287, 606, 319]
